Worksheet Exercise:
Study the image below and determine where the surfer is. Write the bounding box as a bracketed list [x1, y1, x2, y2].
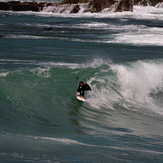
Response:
[76, 81, 92, 97]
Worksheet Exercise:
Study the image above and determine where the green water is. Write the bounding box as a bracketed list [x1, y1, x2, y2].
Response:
[0, 6, 163, 162]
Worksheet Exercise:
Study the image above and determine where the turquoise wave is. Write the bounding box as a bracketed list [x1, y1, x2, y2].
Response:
[1, 58, 163, 134]
[1, 58, 163, 163]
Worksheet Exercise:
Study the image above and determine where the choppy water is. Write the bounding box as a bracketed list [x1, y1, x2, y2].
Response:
[0, 4, 163, 163]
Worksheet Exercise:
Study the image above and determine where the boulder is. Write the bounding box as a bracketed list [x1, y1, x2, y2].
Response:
[58, 0, 134, 13]
[60, 0, 90, 4]
[70, 5, 80, 13]
[0, 1, 46, 11]
[0, 0, 134, 13]
[0, 0, 162, 13]
[115, 0, 134, 12]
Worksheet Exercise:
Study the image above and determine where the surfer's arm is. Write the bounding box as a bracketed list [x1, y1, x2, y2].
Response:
[77, 86, 82, 96]
[85, 84, 92, 91]
[77, 86, 80, 92]
[88, 84, 92, 91]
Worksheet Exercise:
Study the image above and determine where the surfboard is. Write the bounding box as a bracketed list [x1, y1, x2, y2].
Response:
[76, 95, 85, 101]
[76, 92, 85, 101]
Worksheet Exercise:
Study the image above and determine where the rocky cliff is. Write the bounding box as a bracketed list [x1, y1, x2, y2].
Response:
[0, 0, 162, 13]
[0, 0, 134, 13]
[0, 1, 47, 12]
[48, 0, 134, 13]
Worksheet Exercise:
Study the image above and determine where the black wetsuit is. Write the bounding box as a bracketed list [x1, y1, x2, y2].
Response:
[77, 83, 91, 97]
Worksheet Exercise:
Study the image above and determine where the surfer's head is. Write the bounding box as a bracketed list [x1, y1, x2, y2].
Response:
[79, 81, 84, 86]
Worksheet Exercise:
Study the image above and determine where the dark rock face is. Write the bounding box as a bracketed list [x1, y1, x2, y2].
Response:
[0, 0, 134, 13]
[60, 0, 90, 4]
[0, 1, 46, 11]
[88, 0, 116, 12]
[70, 5, 80, 13]
[115, 0, 134, 12]
[60, 0, 134, 12]
[59, 0, 134, 13]
[91, 0, 134, 12]
[0, 0, 162, 13]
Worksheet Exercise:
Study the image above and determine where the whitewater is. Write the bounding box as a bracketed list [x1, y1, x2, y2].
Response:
[0, 4, 163, 163]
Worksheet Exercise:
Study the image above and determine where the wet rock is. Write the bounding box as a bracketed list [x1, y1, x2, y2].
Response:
[0, 1, 46, 12]
[115, 0, 134, 12]
[0, 0, 162, 13]
[70, 5, 80, 13]
[58, 0, 134, 13]
[0, 0, 134, 13]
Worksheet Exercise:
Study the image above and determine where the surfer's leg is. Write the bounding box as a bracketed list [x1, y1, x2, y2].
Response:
[80, 90, 84, 97]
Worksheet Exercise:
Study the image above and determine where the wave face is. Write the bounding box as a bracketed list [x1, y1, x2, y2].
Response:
[1, 59, 163, 162]
[2, 58, 163, 121]
[0, 5, 163, 163]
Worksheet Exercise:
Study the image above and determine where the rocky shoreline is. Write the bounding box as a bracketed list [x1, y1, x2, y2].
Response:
[0, 0, 162, 13]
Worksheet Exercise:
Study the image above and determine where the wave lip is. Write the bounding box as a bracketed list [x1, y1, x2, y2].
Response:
[82, 58, 163, 117]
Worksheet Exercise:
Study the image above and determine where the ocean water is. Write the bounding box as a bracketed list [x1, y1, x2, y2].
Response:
[0, 4, 163, 163]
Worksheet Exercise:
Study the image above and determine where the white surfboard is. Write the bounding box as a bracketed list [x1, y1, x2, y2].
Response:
[76, 95, 85, 101]
[76, 92, 85, 101]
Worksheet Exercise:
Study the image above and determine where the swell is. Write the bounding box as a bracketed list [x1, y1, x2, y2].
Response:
[1, 58, 163, 132]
